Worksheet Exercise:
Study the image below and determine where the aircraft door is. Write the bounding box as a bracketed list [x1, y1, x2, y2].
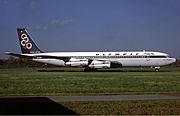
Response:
[146, 56, 150, 61]
[146, 55, 153, 66]
[146, 55, 151, 66]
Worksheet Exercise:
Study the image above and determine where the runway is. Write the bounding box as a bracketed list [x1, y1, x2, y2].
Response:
[1, 94, 180, 114]
[1, 94, 180, 102]
[49, 94, 180, 102]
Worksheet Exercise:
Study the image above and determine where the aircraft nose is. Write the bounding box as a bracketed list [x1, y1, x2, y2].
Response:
[170, 58, 176, 64]
[174, 58, 178, 62]
[173, 58, 177, 63]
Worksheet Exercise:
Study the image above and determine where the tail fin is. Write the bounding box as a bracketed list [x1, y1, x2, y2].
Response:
[17, 28, 43, 54]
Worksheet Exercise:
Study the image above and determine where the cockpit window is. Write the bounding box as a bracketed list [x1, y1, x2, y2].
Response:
[167, 55, 172, 58]
[151, 53, 154, 55]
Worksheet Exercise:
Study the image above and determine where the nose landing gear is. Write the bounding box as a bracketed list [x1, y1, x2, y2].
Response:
[154, 66, 160, 72]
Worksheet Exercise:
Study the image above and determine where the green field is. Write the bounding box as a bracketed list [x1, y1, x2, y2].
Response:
[0, 67, 180, 115]
[0, 67, 180, 96]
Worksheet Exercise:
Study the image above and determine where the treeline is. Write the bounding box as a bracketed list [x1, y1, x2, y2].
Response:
[0, 57, 180, 68]
[0, 57, 56, 68]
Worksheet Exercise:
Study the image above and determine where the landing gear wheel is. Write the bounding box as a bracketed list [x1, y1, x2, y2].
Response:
[154, 67, 160, 72]
[155, 68, 159, 72]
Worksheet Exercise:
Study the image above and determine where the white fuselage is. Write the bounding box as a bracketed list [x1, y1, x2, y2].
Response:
[23, 51, 176, 68]
[7, 28, 176, 70]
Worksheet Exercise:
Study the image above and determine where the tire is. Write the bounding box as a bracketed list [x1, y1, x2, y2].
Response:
[155, 68, 159, 72]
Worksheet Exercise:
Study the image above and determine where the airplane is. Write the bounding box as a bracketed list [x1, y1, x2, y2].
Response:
[5, 28, 176, 71]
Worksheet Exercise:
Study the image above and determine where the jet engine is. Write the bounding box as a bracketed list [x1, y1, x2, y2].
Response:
[88, 60, 122, 68]
[88, 60, 110, 68]
[65, 58, 88, 67]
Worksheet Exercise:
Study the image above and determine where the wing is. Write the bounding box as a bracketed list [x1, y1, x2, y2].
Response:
[5, 52, 71, 62]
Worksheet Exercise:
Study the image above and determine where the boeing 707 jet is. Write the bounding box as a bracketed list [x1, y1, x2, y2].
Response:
[5, 28, 176, 71]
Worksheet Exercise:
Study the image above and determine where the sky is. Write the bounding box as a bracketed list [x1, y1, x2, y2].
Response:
[0, 0, 180, 59]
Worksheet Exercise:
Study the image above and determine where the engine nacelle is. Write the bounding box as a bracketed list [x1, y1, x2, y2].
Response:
[88, 60, 111, 68]
[65, 58, 88, 67]
[88, 60, 122, 69]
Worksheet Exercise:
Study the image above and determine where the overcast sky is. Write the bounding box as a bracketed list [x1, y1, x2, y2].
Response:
[0, 0, 180, 59]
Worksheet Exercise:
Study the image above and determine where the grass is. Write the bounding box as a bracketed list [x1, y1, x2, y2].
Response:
[0, 67, 180, 96]
[0, 67, 180, 115]
[61, 100, 180, 115]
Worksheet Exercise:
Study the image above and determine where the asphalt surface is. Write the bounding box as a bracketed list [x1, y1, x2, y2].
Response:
[49, 94, 180, 102]
[1, 94, 180, 114]
[1, 94, 180, 102]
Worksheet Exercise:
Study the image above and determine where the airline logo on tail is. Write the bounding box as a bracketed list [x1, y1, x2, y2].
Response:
[17, 28, 43, 54]
[20, 33, 32, 49]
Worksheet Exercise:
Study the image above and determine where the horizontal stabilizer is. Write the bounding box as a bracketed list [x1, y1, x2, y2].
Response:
[4, 52, 33, 58]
